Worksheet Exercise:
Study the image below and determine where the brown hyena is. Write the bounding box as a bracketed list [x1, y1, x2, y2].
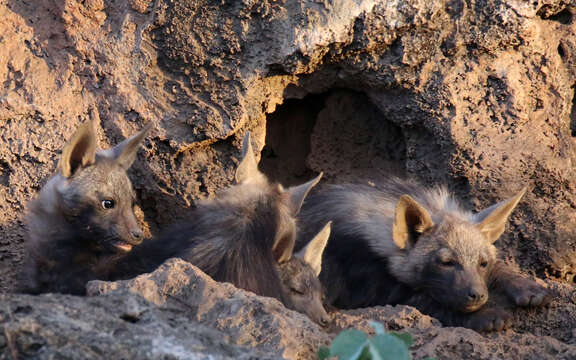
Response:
[297, 179, 552, 331]
[114, 133, 332, 325]
[22, 121, 152, 295]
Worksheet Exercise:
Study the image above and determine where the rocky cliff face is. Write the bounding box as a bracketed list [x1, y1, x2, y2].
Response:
[1, 0, 576, 358]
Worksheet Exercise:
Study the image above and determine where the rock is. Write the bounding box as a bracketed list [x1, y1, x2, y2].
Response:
[0, 292, 278, 360]
[332, 307, 576, 360]
[88, 258, 330, 359]
[88, 258, 576, 360]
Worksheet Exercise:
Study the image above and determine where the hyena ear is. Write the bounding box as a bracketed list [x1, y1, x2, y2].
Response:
[60, 121, 97, 178]
[393, 195, 434, 249]
[475, 187, 527, 244]
[295, 221, 331, 276]
[235, 132, 267, 184]
[285, 172, 323, 216]
[273, 233, 296, 264]
[102, 123, 153, 170]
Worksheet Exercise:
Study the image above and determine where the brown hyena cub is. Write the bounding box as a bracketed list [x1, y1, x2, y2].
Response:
[298, 179, 552, 331]
[113, 133, 332, 325]
[22, 121, 152, 295]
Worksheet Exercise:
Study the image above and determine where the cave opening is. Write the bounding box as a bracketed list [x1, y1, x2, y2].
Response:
[259, 89, 407, 187]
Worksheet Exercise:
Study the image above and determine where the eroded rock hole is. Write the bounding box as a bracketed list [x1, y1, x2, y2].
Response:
[548, 8, 573, 24]
[0, 161, 11, 187]
[538, 7, 573, 24]
[570, 85, 576, 137]
[259, 89, 407, 186]
[558, 43, 566, 58]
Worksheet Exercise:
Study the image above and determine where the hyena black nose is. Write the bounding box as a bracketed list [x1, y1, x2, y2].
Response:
[468, 290, 486, 302]
[131, 229, 143, 241]
[319, 314, 330, 327]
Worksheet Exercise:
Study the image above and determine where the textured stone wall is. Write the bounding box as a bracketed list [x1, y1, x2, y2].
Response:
[1, 1, 576, 357]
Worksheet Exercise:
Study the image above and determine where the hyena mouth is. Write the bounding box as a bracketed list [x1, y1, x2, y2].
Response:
[112, 240, 134, 252]
[460, 302, 486, 313]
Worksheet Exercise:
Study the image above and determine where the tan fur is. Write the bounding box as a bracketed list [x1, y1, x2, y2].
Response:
[393, 195, 435, 249]
[295, 221, 331, 276]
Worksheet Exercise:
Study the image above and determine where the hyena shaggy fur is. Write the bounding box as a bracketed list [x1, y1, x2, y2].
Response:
[115, 133, 332, 325]
[298, 178, 552, 331]
[22, 121, 152, 295]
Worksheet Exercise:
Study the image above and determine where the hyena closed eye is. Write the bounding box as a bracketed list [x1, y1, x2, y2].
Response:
[22, 120, 152, 295]
[298, 179, 552, 332]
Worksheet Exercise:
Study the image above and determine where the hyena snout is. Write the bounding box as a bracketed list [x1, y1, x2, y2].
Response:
[125, 224, 144, 245]
[459, 280, 489, 312]
[306, 299, 331, 327]
[318, 311, 331, 327]
[119, 211, 144, 246]
[130, 228, 143, 241]
[467, 287, 487, 302]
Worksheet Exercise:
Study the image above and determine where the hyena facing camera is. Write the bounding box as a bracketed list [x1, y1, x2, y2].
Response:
[298, 179, 552, 331]
[22, 121, 152, 295]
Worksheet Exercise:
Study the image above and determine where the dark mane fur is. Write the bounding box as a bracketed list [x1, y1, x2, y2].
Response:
[114, 186, 293, 305]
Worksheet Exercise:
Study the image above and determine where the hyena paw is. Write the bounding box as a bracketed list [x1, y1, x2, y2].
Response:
[508, 279, 552, 307]
[465, 308, 511, 332]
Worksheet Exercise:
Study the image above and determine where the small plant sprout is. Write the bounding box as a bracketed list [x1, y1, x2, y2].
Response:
[317, 321, 435, 360]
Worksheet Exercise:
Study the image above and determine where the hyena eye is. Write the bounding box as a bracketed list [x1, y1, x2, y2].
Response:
[441, 259, 456, 267]
[101, 199, 115, 209]
[480, 261, 488, 268]
[290, 287, 304, 295]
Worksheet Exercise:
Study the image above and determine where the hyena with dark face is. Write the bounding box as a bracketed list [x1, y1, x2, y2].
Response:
[298, 179, 552, 331]
[114, 133, 332, 325]
[22, 121, 152, 295]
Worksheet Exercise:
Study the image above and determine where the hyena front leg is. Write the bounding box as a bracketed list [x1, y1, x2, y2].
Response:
[459, 307, 512, 332]
[489, 260, 552, 307]
[406, 294, 511, 332]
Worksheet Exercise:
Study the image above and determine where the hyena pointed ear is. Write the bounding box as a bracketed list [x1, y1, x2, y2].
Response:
[295, 221, 331, 276]
[235, 132, 267, 184]
[475, 187, 527, 244]
[60, 121, 97, 178]
[393, 195, 434, 249]
[103, 123, 153, 170]
[273, 233, 296, 264]
[286, 172, 323, 215]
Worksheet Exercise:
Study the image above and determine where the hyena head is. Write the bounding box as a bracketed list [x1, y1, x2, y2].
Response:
[234, 132, 330, 325]
[277, 222, 332, 326]
[52, 121, 152, 253]
[389, 188, 526, 313]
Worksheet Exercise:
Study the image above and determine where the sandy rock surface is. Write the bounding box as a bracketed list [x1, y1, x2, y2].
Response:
[1, 0, 576, 358]
[0, 290, 279, 359]
[88, 259, 330, 360]
[87, 259, 576, 360]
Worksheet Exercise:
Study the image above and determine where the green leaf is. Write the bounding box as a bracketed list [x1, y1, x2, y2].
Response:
[369, 321, 386, 335]
[369, 334, 411, 360]
[358, 346, 372, 360]
[390, 332, 414, 347]
[330, 329, 369, 360]
[317, 346, 331, 360]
